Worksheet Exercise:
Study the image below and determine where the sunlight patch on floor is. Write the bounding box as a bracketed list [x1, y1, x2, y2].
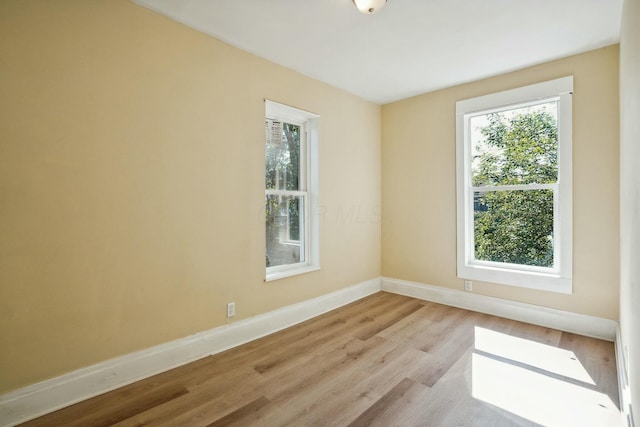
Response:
[472, 327, 620, 427]
[474, 326, 595, 384]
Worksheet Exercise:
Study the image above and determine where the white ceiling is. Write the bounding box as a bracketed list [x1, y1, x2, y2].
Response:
[133, 0, 623, 104]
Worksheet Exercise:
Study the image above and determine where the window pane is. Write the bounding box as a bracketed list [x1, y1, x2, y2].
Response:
[471, 102, 558, 187]
[265, 121, 301, 191]
[266, 195, 305, 268]
[287, 198, 301, 241]
[474, 189, 554, 267]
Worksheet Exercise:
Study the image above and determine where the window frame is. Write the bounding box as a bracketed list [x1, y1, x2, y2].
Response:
[455, 77, 573, 293]
[265, 100, 319, 281]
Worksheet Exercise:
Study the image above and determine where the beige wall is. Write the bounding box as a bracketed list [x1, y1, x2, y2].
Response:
[619, 0, 640, 419]
[382, 46, 620, 320]
[0, 0, 381, 394]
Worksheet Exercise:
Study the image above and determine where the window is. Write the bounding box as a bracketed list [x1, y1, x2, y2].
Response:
[456, 77, 573, 293]
[265, 100, 319, 281]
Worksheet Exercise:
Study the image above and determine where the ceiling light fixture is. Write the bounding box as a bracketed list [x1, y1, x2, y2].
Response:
[353, 0, 387, 14]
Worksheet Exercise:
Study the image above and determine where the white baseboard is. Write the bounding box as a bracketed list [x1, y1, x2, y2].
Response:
[381, 276, 618, 341]
[0, 278, 381, 427]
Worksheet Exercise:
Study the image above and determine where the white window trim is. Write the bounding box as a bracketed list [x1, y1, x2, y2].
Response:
[455, 77, 573, 294]
[265, 100, 319, 282]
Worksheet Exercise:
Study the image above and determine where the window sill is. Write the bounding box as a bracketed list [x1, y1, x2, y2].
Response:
[458, 264, 572, 294]
[265, 265, 320, 282]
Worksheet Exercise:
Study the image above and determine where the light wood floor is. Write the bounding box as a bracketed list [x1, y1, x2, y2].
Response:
[20, 292, 621, 426]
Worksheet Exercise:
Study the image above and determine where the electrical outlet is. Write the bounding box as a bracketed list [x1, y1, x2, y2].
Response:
[464, 280, 473, 292]
[226, 302, 235, 318]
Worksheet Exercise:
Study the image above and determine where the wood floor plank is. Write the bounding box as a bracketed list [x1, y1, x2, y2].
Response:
[376, 302, 449, 343]
[236, 292, 413, 376]
[20, 383, 190, 427]
[262, 336, 395, 404]
[200, 291, 393, 370]
[558, 331, 620, 406]
[352, 300, 424, 341]
[112, 367, 264, 427]
[346, 377, 419, 427]
[378, 303, 451, 342]
[19, 293, 621, 427]
[408, 310, 487, 386]
[204, 396, 273, 427]
[272, 367, 376, 426]
[508, 320, 563, 347]
[307, 346, 435, 426]
[401, 347, 480, 427]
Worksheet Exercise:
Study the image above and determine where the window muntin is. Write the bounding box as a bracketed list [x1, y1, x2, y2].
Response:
[265, 101, 319, 280]
[456, 77, 573, 293]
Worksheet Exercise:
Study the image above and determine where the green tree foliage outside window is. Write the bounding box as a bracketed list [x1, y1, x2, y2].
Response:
[472, 104, 558, 268]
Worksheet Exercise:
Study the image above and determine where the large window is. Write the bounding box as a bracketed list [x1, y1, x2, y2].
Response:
[265, 100, 319, 281]
[456, 77, 573, 293]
